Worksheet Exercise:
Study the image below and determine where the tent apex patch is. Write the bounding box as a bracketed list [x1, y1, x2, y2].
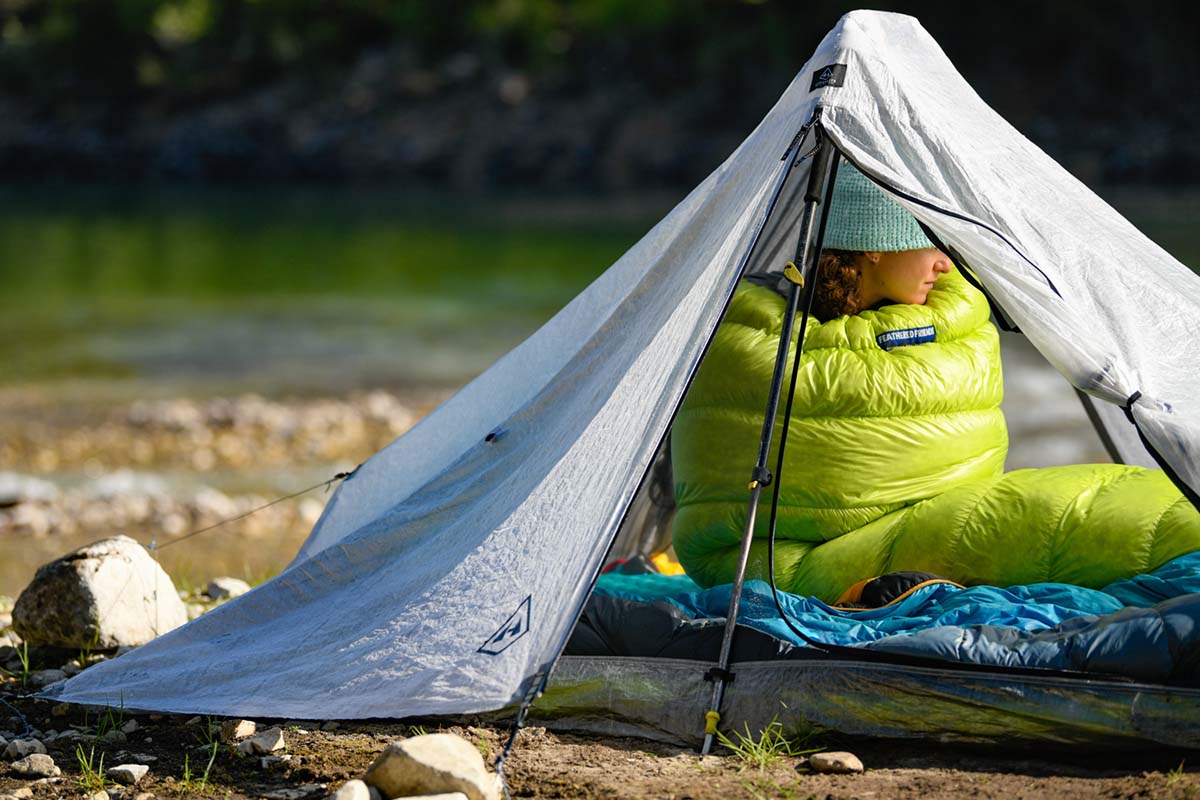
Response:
[811, 63, 847, 90]
[478, 595, 532, 655]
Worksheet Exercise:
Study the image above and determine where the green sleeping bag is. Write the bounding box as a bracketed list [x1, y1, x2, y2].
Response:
[671, 267, 1200, 602]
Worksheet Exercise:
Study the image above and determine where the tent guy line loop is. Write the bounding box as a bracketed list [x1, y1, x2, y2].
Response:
[143, 465, 361, 552]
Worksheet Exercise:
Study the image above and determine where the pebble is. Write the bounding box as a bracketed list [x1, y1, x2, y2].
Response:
[260, 754, 293, 769]
[4, 739, 46, 759]
[134, 794, 155, 800]
[260, 785, 325, 800]
[237, 726, 286, 755]
[87, 790, 109, 800]
[28, 668, 68, 687]
[121, 719, 140, 734]
[107, 764, 150, 785]
[11, 753, 61, 778]
[206, 576, 251, 600]
[220, 718, 257, 742]
[809, 750, 865, 774]
[328, 780, 370, 800]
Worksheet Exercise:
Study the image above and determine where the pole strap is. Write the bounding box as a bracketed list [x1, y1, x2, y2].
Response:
[747, 466, 772, 491]
[704, 667, 736, 683]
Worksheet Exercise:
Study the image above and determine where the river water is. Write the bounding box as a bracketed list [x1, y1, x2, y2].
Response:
[0, 185, 1195, 596]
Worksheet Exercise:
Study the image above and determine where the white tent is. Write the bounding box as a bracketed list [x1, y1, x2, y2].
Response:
[50, 10, 1200, 741]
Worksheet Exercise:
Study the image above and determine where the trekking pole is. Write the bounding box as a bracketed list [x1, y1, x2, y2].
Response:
[700, 120, 839, 755]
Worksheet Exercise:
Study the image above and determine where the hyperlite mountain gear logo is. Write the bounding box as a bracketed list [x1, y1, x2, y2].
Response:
[876, 325, 936, 351]
[811, 63, 847, 90]
[478, 595, 531, 655]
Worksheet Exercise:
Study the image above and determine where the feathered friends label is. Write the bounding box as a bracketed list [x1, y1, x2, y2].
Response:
[876, 325, 936, 351]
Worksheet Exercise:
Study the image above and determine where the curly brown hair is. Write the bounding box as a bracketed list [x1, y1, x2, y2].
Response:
[810, 249, 867, 321]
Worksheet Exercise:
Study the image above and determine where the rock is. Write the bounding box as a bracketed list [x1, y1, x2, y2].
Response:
[10, 789, 33, 798]
[365, 787, 382, 800]
[11, 753, 60, 778]
[107, 764, 150, 785]
[185, 716, 202, 726]
[4, 739, 46, 759]
[106, 789, 127, 799]
[134, 793, 155, 800]
[328, 779, 370, 800]
[363, 733, 499, 800]
[0, 472, 59, 505]
[121, 719, 140, 734]
[319, 721, 340, 732]
[205, 577, 250, 600]
[809, 751, 865, 774]
[12, 536, 188, 649]
[259, 754, 293, 769]
[236, 726, 285, 755]
[28, 668, 67, 687]
[87, 790, 109, 800]
[220, 718, 256, 742]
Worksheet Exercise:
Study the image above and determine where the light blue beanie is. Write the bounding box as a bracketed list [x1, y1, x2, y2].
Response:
[822, 164, 933, 252]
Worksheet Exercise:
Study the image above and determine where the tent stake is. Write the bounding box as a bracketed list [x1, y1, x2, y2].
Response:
[700, 125, 839, 755]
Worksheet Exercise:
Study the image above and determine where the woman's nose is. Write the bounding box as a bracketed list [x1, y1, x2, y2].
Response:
[933, 256, 953, 273]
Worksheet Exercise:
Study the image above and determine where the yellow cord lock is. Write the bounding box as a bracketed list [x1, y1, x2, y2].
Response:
[748, 480, 759, 490]
[705, 710, 721, 735]
[783, 261, 805, 287]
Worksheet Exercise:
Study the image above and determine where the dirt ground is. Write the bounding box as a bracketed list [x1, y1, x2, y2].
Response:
[2, 685, 1198, 800]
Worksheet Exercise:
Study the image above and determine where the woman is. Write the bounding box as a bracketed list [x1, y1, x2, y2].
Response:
[671, 165, 1200, 602]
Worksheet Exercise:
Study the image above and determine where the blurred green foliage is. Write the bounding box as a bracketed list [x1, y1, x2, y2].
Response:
[2, 0, 1196, 111]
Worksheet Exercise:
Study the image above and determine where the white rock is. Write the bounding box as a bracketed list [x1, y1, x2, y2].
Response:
[236, 726, 285, 755]
[87, 790, 109, 800]
[205, 576, 250, 600]
[107, 764, 150, 785]
[9, 788, 33, 799]
[4, 739, 46, 759]
[220, 718, 256, 742]
[11, 753, 60, 777]
[363, 734, 499, 800]
[328, 779, 370, 800]
[0, 472, 59, 505]
[809, 750, 865, 774]
[12, 536, 187, 649]
[134, 793, 155, 800]
[121, 719, 140, 734]
[397, 795, 469, 800]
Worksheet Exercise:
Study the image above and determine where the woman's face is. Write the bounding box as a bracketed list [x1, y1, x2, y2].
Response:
[858, 248, 953, 307]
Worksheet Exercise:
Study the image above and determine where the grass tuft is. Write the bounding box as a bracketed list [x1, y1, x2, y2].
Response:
[76, 742, 107, 794]
[716, 716, 823, 772]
